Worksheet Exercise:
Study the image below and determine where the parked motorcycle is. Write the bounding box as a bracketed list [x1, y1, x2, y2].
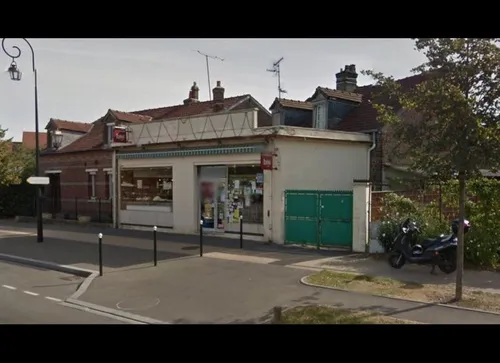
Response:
[388, 218, 471, 274]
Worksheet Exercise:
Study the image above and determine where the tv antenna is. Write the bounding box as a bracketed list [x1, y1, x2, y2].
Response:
[193, 50, 224, 100]
[267, 57, 287, 100]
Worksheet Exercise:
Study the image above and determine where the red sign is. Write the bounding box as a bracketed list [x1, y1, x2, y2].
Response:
[112, 128, 127, 143]
[260, 153, 273, 170]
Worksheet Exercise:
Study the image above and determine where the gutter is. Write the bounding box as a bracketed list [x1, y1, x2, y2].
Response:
[367, 131, 377, 180]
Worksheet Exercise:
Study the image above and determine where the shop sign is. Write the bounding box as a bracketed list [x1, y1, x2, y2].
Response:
[113, 127, 128, 143]
[260, 153, 273, 170]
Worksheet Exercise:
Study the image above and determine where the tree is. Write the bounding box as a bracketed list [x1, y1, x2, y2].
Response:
[0, 126, 35, 186]
[363, 38, 500, 301]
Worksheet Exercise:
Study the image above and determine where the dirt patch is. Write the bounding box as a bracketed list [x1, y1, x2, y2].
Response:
[280, 305, 418, 324]
[306, 270, 500, 313]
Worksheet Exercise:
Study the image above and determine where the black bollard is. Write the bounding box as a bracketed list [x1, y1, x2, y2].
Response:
[153, 226, 158, 266]
[239, 215, 243, 249]
[199, 219, 203, 257]
[98, 233, 103, 276]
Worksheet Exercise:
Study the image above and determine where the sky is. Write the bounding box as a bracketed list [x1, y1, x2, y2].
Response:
[0, 38, 426, 141]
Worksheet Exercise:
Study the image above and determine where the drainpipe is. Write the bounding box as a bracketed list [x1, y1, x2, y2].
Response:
[366, 132, 377, 253]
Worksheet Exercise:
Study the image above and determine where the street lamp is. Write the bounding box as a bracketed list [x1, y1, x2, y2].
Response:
[2, 38, 43, 243]
[52, 130, 63, 149]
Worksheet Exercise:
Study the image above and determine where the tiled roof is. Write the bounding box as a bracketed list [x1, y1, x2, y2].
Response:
[49, 119, 92, 133]
[269, 98, 313, 111]
[333, 73, 427, 132]
[109, 110, 152, 123]
[22, 131, 47, 150]
[132, 95, 249, 120]
[55, 95, 251, 153]
[314, 87, 363, 103]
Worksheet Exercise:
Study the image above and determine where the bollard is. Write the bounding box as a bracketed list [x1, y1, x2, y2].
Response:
[98, 233, 103, 276]
[239, 215, 243, 249]
[199, 219, 203, 257]
[153, 226, 158, 267]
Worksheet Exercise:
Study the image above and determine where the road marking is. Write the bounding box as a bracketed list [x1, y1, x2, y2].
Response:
[23, 290, 39, 296]
[45, 296, 62, 302]
[2, 284, 16, 290]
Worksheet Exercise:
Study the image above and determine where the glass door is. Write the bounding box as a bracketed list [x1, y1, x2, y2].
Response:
[200, 178, 226, 232]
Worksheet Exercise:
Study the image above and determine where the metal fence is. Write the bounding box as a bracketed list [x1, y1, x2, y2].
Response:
[41, 196, 113, 224]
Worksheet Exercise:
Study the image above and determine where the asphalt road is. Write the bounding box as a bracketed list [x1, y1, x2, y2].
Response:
[0, 261, 128, 324]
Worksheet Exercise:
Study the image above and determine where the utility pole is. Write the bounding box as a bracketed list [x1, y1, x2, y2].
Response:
[267, 57, 287, 100]
[194, 50, 224, 100]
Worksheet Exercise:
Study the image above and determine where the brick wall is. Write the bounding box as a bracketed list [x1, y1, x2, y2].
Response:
[40, 150, 113, 221]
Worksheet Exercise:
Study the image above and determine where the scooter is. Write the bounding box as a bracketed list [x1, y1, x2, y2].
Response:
[388, 218, 471, 274]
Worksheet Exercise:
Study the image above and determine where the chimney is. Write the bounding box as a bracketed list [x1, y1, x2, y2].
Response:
[183, 82, 200, 105]
[336, 64, 358, 92]
[212, 81, 225, 102]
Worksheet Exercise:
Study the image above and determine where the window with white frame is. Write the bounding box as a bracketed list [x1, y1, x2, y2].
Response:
[104, 169, 113, 200]
[106, 123, 114, 145]
[315, 104, 325, 129]
[86, 169, 97, 199]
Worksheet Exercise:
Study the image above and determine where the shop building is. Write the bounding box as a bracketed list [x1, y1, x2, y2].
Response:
[112, 107, 372, 246]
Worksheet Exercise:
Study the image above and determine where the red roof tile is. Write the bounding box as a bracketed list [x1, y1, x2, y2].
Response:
[49, 119, 92, 133]
[269, 98, 313, 111]
[313, 87, 363, 103]
[57, 122, 103, 153]
[109, 110, 152, 123]
[22, 131, 47, 150]
[333, 73, 427, 132]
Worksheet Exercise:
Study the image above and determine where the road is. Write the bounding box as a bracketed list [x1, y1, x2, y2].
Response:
[0, 261, 129, 324]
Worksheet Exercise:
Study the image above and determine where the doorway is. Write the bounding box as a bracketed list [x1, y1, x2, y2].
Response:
[48, 173, 61, 215]
[199, 166, 227, 232]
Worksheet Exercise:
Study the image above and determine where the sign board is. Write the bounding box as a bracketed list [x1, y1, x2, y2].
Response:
[260, 153, 273, 170]
[113, 127, 128, 143]
[27, 176, 50, 185]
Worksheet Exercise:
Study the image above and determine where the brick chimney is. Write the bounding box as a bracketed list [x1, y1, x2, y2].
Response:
[212, 81, 225, 102]
[336, 64, 358, 92]
[183, 82, 200, 105]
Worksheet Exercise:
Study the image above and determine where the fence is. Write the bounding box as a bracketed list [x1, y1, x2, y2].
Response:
[41, 196, 113, 224]
[370, 182, 461, 222]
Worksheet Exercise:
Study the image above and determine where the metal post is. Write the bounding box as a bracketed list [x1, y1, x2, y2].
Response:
[98, 233, 103, 276]
[1, 38, 43, 242]
[199, 219, 203, 257]
[153, 226, 157, 266]
[239, 215, 243, 249]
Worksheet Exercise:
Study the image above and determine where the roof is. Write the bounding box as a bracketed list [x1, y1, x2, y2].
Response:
[54, 94, 253, 154]
[22, 131, 47, 150]
[333, 73, 427, 132]
[308, 87, 363, 103]
[48, 119, 92, 133]
[269, 98, 313, 111]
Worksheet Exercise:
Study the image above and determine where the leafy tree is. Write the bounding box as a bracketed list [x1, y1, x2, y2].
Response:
[363, 38, 500, 301]
[0, 126, 35, 186]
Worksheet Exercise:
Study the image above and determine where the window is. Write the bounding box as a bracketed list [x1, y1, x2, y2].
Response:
[315, 104, 325, 129]
[227, 166, 264, 224]
[272, 112, 281, 126]
[86, 169, 97, 199]
[107, 123, 114, 145]
[120, 167, 173, 211]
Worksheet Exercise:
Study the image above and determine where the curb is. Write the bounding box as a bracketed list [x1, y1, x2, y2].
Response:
[0, 253, 170, 324]
[299, 275, 500, 318]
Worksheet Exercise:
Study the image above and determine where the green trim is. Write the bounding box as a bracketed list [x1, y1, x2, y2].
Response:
[117, 144, 265, 160]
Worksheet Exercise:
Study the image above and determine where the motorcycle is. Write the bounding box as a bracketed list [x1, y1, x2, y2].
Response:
[387, 218, 471, 274]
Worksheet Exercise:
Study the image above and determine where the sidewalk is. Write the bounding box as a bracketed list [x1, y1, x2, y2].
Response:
[75, 256, 500, 324]
[293, 254, 500, 294]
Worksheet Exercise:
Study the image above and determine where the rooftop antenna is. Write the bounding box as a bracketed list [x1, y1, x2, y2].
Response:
[267, 57, 287, 100]
[193, 50, 224, 100]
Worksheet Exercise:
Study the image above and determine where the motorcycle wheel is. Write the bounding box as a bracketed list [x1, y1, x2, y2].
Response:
[438, 250, 457, 274]
[388, 252, 406, 269]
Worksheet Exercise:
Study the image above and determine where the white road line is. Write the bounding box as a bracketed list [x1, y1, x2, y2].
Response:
[2, 285, 16, 290]
[45, 296, 62, 302]
[23, 290, 39, 296]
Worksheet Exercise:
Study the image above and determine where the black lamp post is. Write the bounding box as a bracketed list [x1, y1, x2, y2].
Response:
[2, 38, 43, 243]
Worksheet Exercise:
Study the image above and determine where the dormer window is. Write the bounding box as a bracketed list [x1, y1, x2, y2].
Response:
[315, 104, 326, 129]
[52, 130, 63, 149]
[106, 123, 115, 145]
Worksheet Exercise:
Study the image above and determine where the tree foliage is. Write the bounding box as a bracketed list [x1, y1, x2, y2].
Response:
[0, 125, 35, 186]
[363, 38, 500, 300]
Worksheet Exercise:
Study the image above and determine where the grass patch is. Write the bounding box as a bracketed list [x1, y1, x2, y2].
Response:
[306, 270, 500, 313]
[280, 305, 417, 324]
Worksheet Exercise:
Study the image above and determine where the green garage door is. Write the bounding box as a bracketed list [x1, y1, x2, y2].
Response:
[284, 190, 353, 248]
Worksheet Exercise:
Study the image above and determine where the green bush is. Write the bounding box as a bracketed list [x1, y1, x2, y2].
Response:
[377, 178, 500, 267]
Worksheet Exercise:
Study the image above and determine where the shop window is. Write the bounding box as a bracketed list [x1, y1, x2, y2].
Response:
[120, 167, 173, 211]
[227, 165, 264, 224]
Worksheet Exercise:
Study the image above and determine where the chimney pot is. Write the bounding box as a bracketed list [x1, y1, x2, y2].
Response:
[336, 64, 358, 92]
[212, 80, 225, 103]
[184, 81, 200, 105]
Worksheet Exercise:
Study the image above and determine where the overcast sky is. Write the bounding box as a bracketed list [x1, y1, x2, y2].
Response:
[0, 38, 426, 140]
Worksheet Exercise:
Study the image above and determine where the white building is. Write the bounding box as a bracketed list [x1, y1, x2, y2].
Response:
[111, 108, 372, 249]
